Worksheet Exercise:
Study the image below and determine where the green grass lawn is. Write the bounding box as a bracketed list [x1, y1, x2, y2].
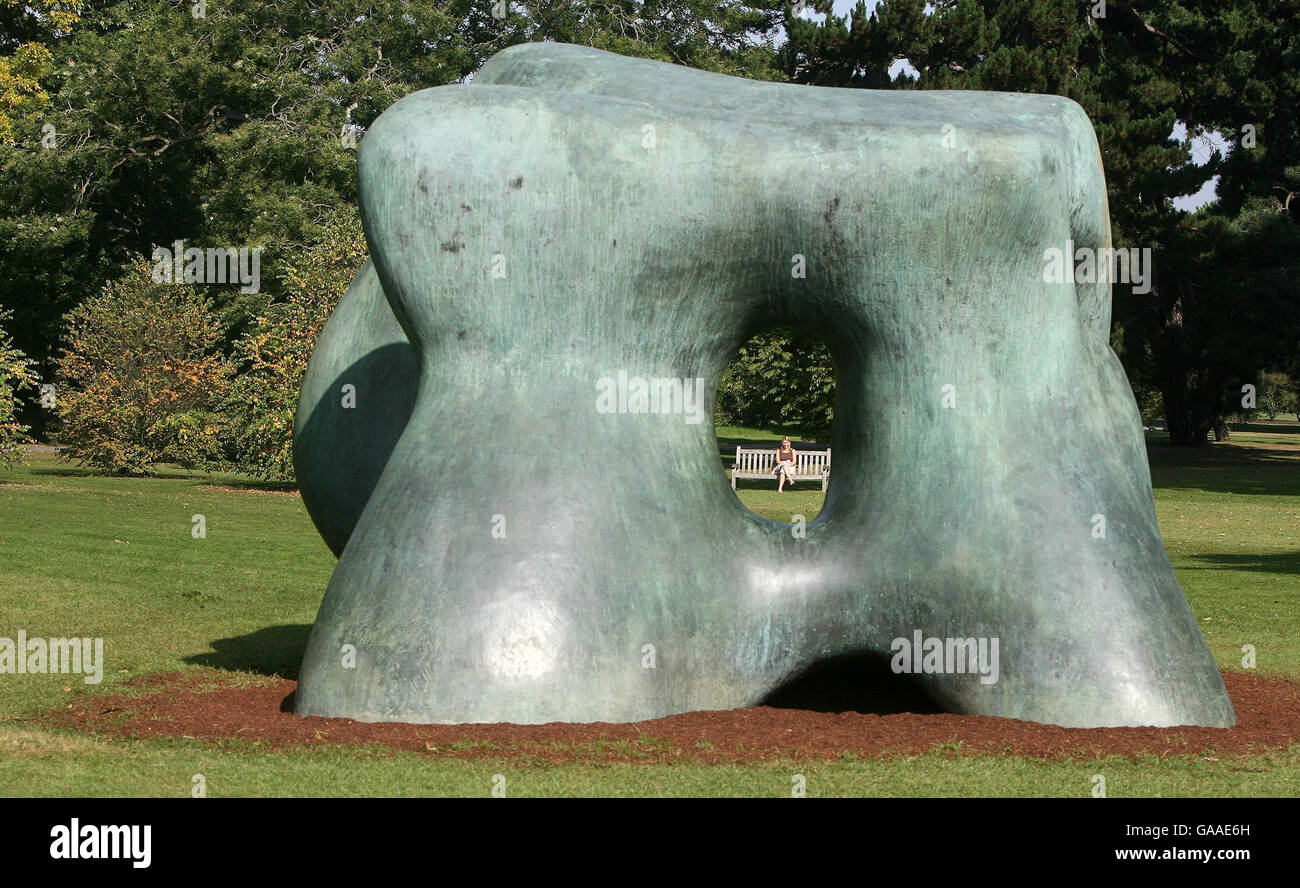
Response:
[1144, 429, 1300, 678]
[3, 729, 1294, 797]
[1, 427, 1297, 797]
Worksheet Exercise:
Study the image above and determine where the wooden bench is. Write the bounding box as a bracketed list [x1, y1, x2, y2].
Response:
[730, 446, 831, 491]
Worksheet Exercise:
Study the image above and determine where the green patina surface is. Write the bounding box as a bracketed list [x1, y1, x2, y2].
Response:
[292, 43, 1233, 728]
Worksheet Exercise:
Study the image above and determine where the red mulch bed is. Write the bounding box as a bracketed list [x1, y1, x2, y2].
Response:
[42, 670, 1300, 764]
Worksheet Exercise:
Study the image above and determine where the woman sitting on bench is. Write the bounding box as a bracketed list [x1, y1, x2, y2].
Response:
[772, 437, 797, 492]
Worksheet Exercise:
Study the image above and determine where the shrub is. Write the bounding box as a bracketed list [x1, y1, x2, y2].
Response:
[224, 212, 367, 479]
[0, 307, 38, 463]
[53, 260, 231, 474]
[1255, 371, 1297, 421]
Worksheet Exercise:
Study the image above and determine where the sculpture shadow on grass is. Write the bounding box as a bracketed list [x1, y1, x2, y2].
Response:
[1151, 461, 1300, 498]
[197, 479, 300, 494]
[29, 466, 207, 481]
[184, 624, 313, 681]
[1185, 551, 1300, 577]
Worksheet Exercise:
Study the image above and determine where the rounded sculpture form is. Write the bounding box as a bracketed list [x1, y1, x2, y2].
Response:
[294, 260, 416, 557]
[293, 42, 1236, 728]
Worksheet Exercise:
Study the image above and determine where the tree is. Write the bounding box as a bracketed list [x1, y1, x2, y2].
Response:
[717, 329, 835, 440]
[53, 260, 231, 474]
[0, 307, 38, 463]
[0, 0, 479, 399]
[1146, 0, 1300, 441]
[0, 0, 84, 142]
[1252, 369, 1297, 421]
[1149, 201, 1299, 441]
[782, 0, 1300, 446]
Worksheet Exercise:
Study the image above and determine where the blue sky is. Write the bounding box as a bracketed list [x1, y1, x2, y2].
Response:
[833, 0, 878, 14]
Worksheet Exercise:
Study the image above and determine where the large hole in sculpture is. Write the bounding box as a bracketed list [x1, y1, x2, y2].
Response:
[760, 652, 943, 715]
[715, 327, 836, 520]
[714, 332, 938, 716]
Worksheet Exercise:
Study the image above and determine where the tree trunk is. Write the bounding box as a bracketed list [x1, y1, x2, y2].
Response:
[1160, 385, 1215, 446]
[1212, 416, 1230, 442]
